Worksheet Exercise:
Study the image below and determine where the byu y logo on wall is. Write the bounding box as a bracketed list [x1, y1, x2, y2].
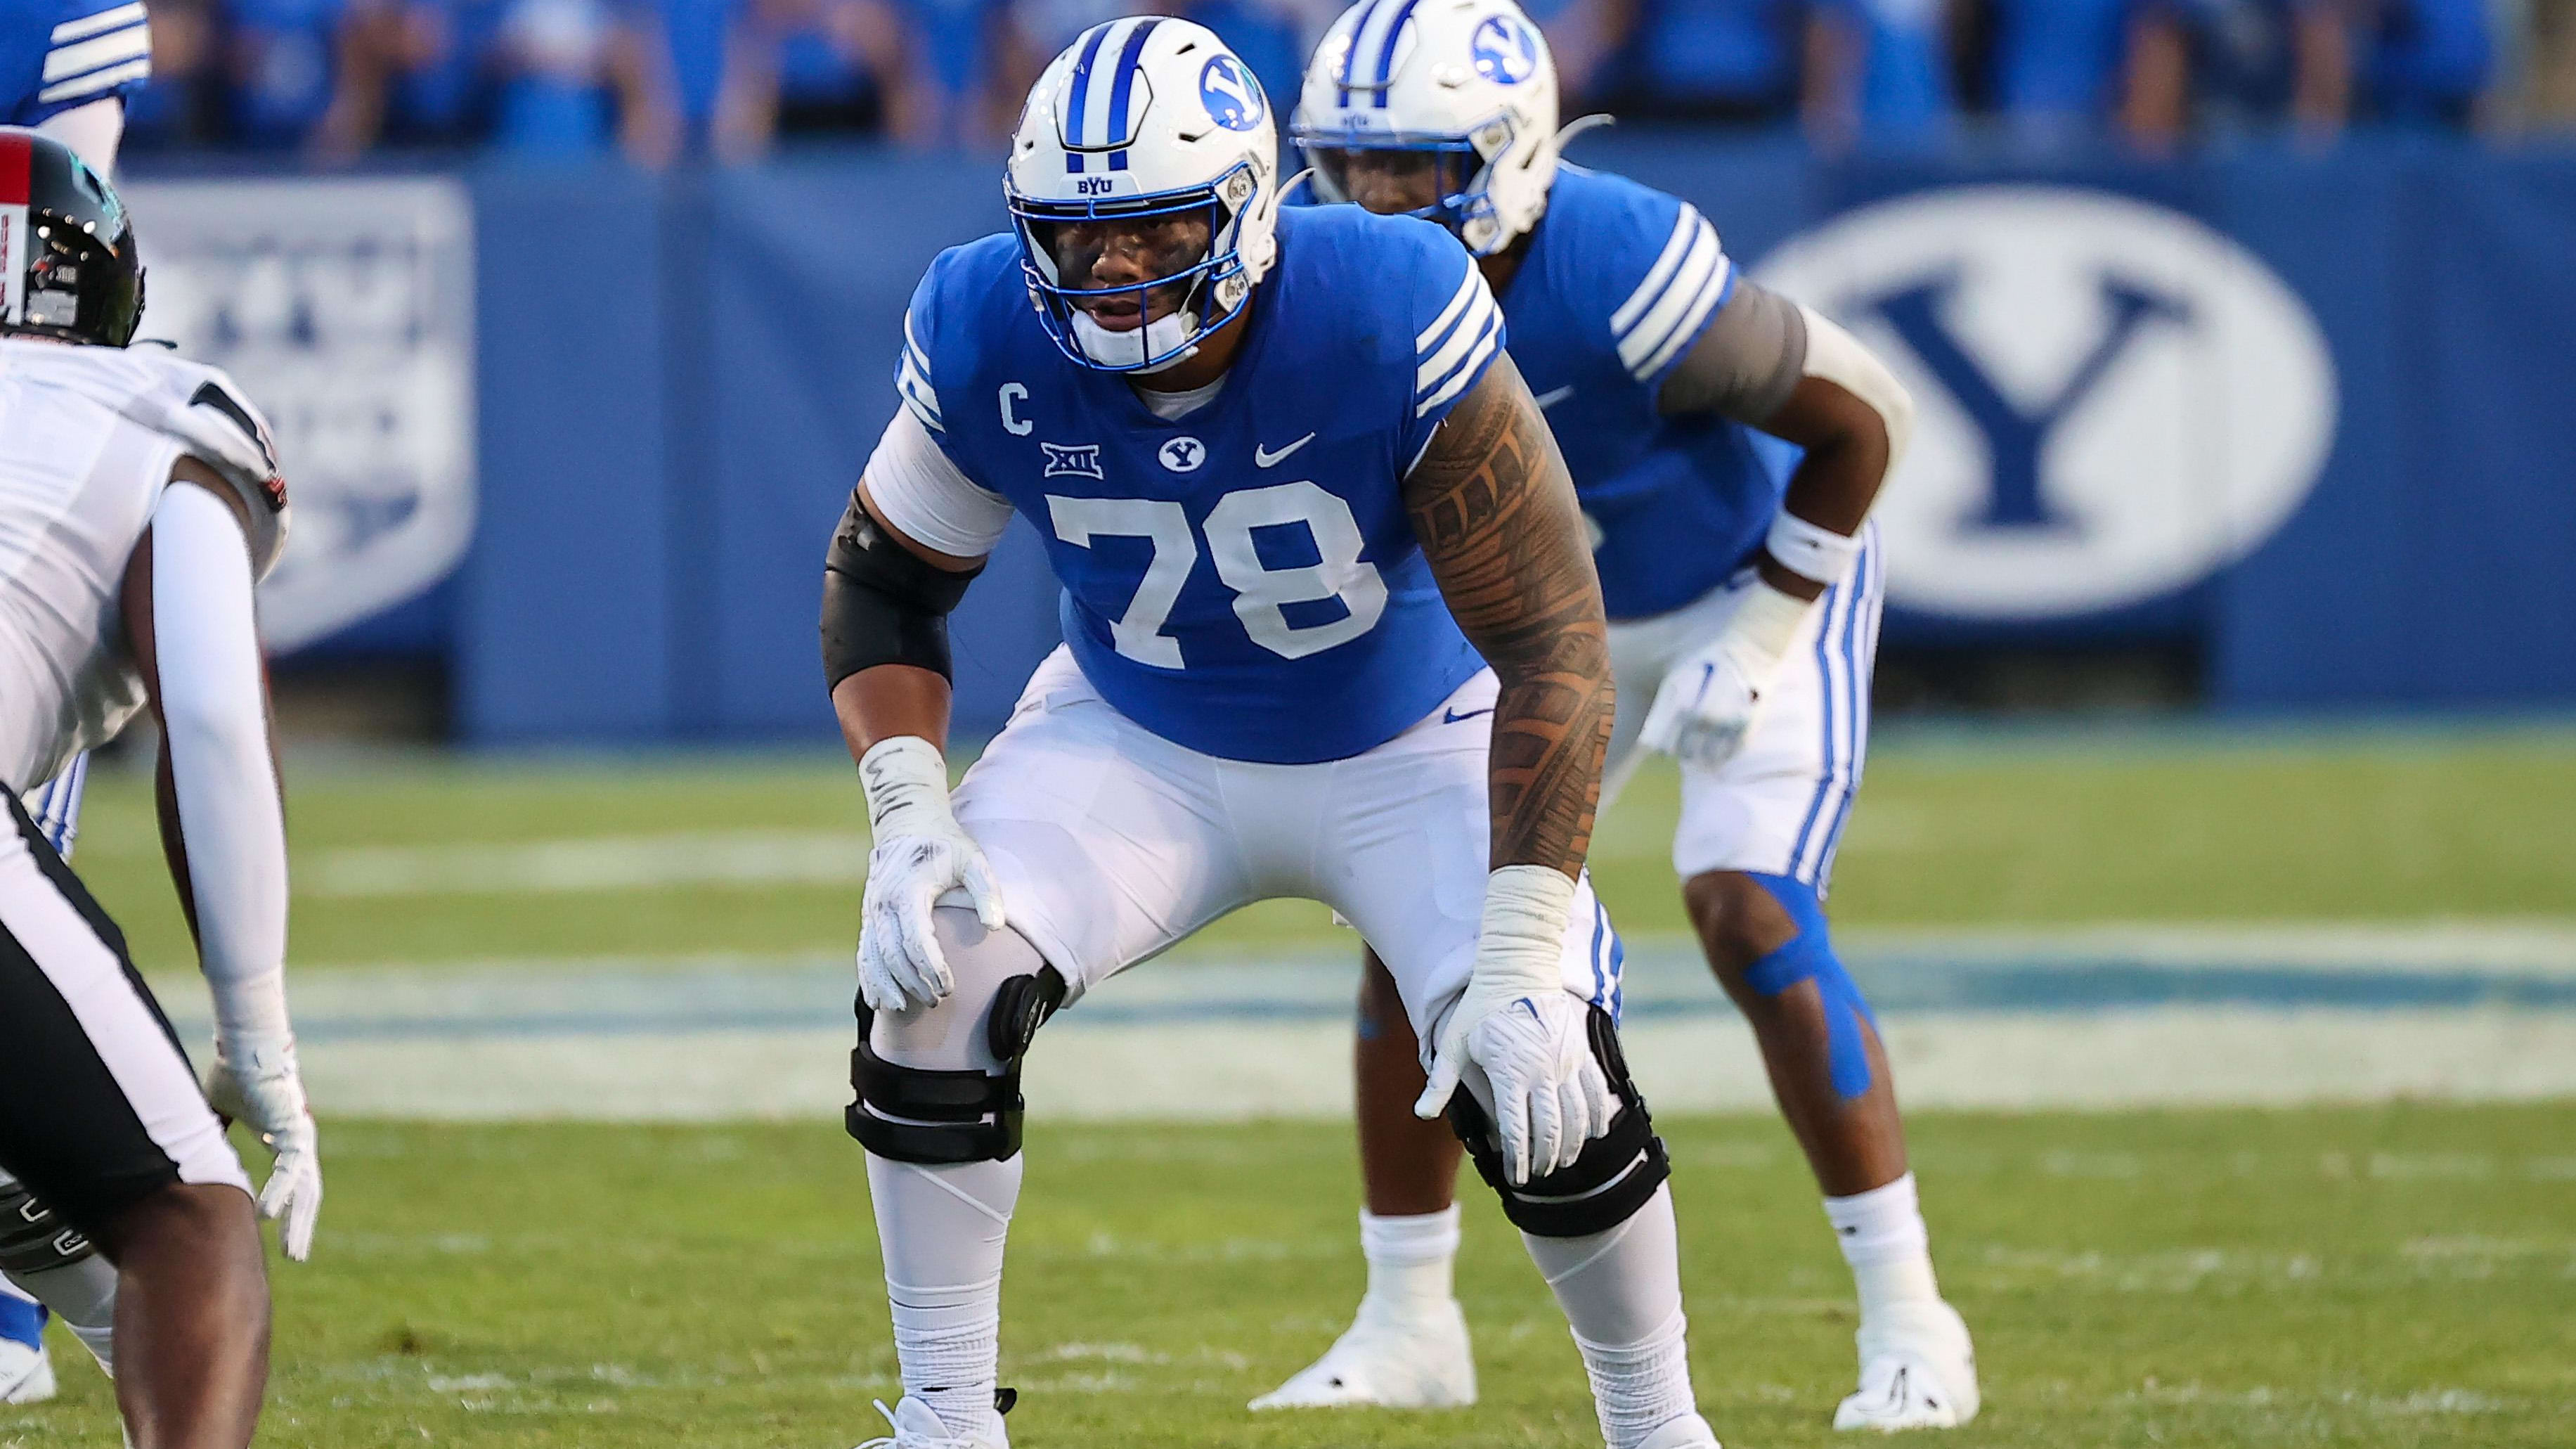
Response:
[1756, 186, 2336, 619]
[124, 177, 475, 651]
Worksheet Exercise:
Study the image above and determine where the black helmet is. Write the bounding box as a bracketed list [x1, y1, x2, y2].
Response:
[1, 127, 143, 348]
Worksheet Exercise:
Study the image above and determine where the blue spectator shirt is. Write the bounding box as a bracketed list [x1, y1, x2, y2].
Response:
[225, 0, 344, 144]
[1992, 0, 2145, 122]
[1625, 0, 1801, 111]
[1818, 0, 1955, 143]
[3, 0, 151, 124]
[895, 205, 1497, 764]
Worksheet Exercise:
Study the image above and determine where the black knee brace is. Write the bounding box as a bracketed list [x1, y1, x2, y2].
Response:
[1445, 1005, 1672, 1238]
[0, 1179, 97, 1275]
[846, 966, 1068, 1165]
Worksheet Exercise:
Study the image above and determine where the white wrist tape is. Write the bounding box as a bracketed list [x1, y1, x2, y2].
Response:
[1475, 864, 1577, 993]
[1721, 578, 1817, 683]
[1766, 511, 1862, 588]
[858, 735, 958, 837]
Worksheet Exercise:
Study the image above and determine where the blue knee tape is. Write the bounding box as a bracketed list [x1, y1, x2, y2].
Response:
[0, 1293, 44, 1347]
[1739, 874, 1879, 1099]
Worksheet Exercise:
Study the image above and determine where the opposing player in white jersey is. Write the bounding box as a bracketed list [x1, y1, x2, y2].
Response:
[828, 18, 1723, 1449]
[0, 0, 150, 1403]
[0, 128, 321, 1447]
[1261, 0, 1977, 1430]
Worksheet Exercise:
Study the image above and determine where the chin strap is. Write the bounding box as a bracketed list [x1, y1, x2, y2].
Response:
[1551, 112, 1617, 156]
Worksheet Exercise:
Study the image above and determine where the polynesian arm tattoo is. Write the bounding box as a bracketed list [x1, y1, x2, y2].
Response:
[1404, 352, 1615, 877]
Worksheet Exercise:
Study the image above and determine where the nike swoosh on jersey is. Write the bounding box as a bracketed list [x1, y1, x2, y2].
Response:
[1442, 706, 1496, 724]
[1254, 432, 1316, 467]
[1533, 385, 1576, 410]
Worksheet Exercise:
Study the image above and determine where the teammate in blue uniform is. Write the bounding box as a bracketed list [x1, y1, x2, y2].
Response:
[1266, 0, 1979, 1431]
[1, 0, 145, 1405]
[824, 18, 1723, 1449]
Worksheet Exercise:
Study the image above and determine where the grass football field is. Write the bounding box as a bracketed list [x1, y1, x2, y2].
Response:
[6, 723, 2573, 1447]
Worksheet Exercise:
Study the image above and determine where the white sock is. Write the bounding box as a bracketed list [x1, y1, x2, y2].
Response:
[1573, 1310, 1695, 1449]
[1823, 1173, 1941, 1325]
[1357, 1205, 1460, 1320]
[9, 1258, 117, 1376]
[1520, 1184, 1699, 1449]
[869, 1152, 1022, 1441]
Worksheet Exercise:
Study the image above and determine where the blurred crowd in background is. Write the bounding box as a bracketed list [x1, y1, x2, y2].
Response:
[116, 0, 2576, 169]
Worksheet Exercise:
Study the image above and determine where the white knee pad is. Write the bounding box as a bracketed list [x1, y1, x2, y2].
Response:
[850, 906, 1066, 1164]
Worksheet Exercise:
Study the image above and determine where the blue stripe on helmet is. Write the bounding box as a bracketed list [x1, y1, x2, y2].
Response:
[1335, 0, 1383, 107]
[1063, 21, 1115, 172]
[1104, 16, 1163, 171]
[1370, 0, 1424, 106]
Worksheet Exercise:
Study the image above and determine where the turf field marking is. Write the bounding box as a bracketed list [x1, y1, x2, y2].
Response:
[302, 831, 869, 896]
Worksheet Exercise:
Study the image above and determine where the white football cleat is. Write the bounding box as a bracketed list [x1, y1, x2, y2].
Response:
[854, 1395, 1010, 1449]
[0, 1339, 56, 1404]
[1832, 1301, 1979, 1431]
[1633, 1411, 1723, 1448]
[1249, 1299, 1476, 1410]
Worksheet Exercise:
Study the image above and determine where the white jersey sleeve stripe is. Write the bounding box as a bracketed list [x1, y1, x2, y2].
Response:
[1616, 220, 1725, 378]
[37, 58, 148, 105]
[49, 2, 145, 44]
[1415, 266, 1501, 412]
[896, 309, 943, 432]
[1414, 266, 1480, 352]
[1416, 310, 1500, 416]
[1609, 206, 1702, 336]
[862, 406, 1014, 559]
[1629, 250, 1730, 382]
[1415, 277, 1496, 394]
[41, 23, 150, 84]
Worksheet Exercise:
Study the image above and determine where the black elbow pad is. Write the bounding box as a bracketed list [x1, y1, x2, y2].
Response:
[820, 492, 984, 693]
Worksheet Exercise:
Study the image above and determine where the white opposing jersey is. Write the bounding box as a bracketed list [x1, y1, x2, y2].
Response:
[0, 339, 287, 793]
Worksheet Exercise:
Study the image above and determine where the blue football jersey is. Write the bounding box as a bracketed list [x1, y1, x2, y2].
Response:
[1502, 165, 1804, 621]
[2, 0, 150, 126]
[900, 204, 1498, 765]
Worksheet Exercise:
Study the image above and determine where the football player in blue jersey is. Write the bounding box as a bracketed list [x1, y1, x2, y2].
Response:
[1262, 0, 1978, 1431]
[1, 0, 148, 1406]
[824, 18, 1725, 1449]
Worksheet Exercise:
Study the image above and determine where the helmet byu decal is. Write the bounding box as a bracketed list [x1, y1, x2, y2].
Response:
[1199, 55, 1265, 131]
[1756, 186, 2336, 619]
[1470, 15, 1539, 85]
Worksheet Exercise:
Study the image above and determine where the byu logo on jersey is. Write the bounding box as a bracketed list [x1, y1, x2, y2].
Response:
[1470, 15, 1540, 85]
[1042, 442, 1106, 479]
[1757, 185, 2336, 620]
[1199, 56, 1265, 131]
[1158, 436, 1207, 472]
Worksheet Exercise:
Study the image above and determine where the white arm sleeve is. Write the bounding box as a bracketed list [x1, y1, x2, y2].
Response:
[37, 97, 125, 177]
[861, 406, 1014, 560]
[149, 482, 292, 1046]
[1797, 302, 1915, 473]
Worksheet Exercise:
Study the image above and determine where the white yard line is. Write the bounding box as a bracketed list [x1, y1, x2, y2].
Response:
[121, 930, 2576, 1121]
[301, 832, 871, 896]
[272, 1010, 2576, 1121]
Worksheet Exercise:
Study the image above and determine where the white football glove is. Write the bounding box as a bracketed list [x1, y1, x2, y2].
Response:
[1637, 577, 1818, 771]
[1415, 866, 1617, 1184]
[856, 736, 1005, 1014]
[204, 1034, 321, 1262]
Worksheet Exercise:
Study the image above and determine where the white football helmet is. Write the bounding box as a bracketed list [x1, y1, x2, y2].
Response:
[1293, 0, 1568, 257]
[1005, 16, 1283, 373]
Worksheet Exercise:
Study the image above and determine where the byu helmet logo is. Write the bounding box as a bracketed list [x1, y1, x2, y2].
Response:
[1756, 185, 2337, 621]
[1158, 436, 1207, 472]
[1199, 56, 1266, 131]
[1470, 15, 1539, 85]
